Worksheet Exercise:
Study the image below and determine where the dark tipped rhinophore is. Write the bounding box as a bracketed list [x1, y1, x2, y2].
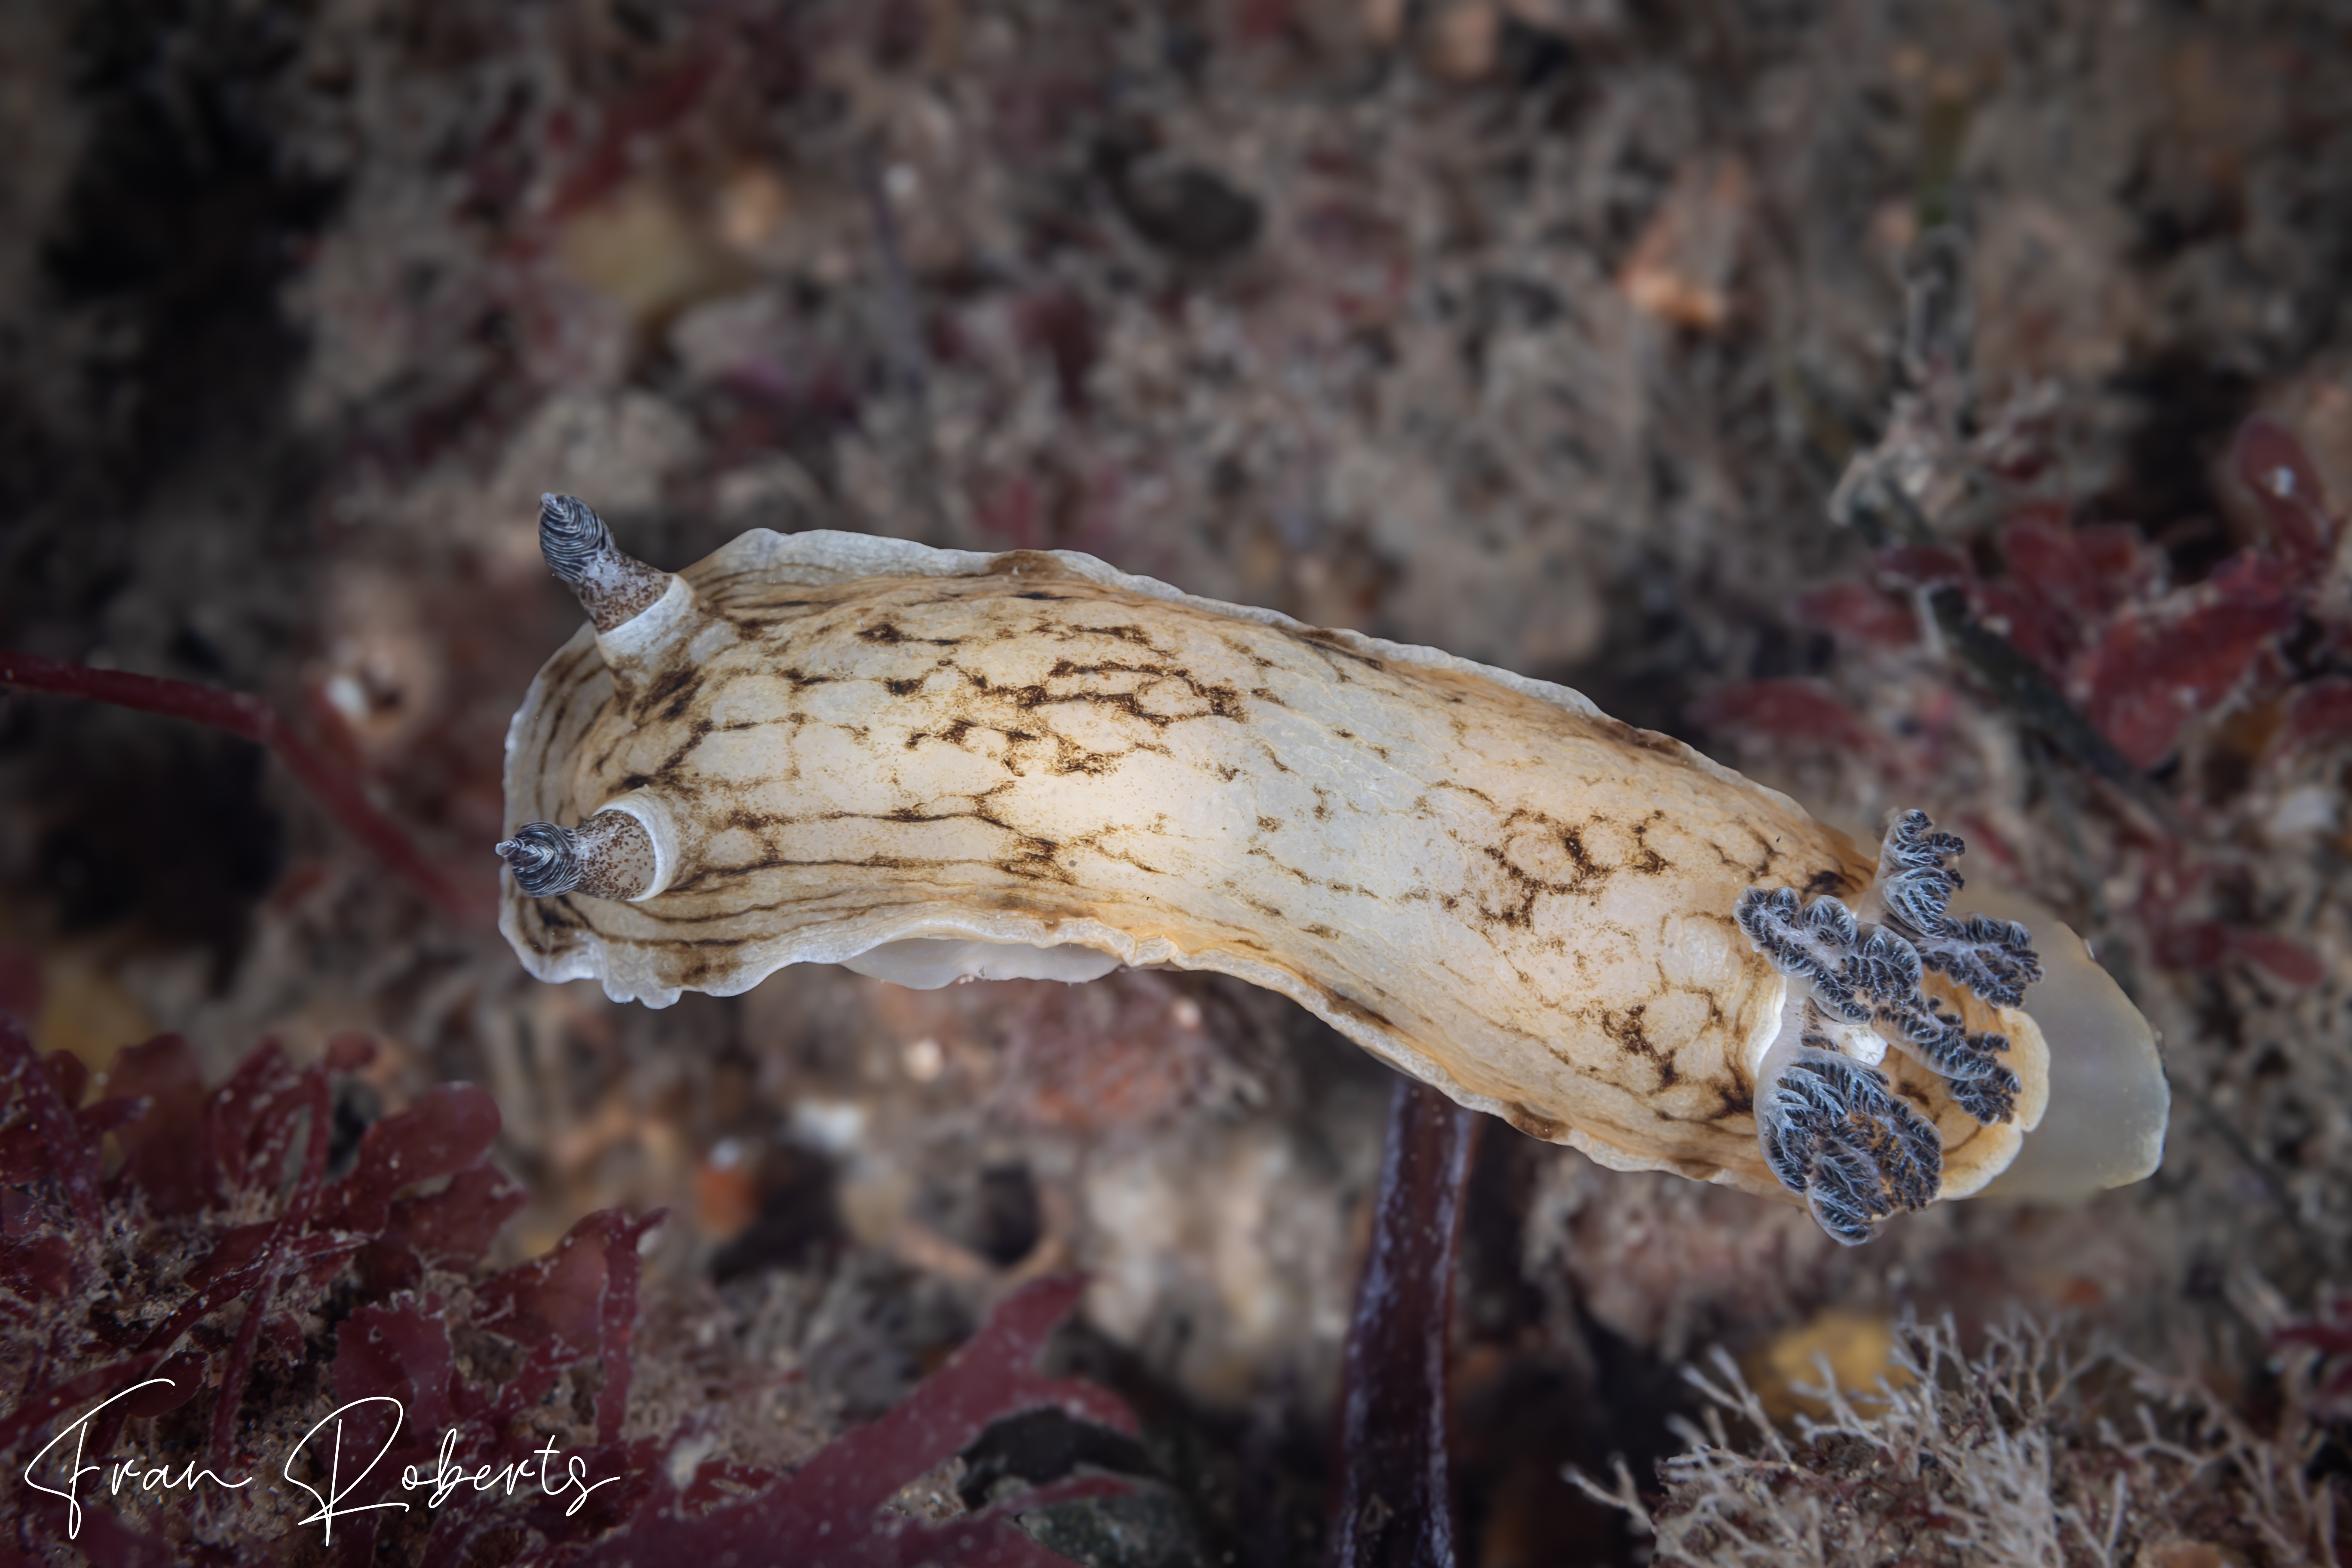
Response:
[539, 493, 615, 585]
[496, 822, 582, 897]
[536, 493, 674, 632]
[497, 808, 657, 900]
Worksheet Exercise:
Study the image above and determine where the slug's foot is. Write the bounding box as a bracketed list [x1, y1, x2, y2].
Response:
[496, 809, 656, 900]
[539, 493, 673, 632]
[1756, 1043, 1942, 1246]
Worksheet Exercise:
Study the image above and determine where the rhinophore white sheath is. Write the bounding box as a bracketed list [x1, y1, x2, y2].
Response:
[498, 504, 2166, 1237]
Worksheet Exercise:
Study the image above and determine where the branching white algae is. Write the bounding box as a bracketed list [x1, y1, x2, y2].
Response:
[499, 497, 2167, 1242]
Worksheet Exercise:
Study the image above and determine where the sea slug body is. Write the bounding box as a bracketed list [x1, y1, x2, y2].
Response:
[499, 497, 2168, 1241]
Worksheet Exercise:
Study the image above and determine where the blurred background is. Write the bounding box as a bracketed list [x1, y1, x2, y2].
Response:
[1, 2, 2349, 1562]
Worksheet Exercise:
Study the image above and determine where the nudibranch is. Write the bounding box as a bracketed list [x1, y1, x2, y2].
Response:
[497, 496, 2168, 1242]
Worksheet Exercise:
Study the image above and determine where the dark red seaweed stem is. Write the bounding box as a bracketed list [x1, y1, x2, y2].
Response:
[1329, 1077, 1484, 1568]
[0, 647, 485, 926]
